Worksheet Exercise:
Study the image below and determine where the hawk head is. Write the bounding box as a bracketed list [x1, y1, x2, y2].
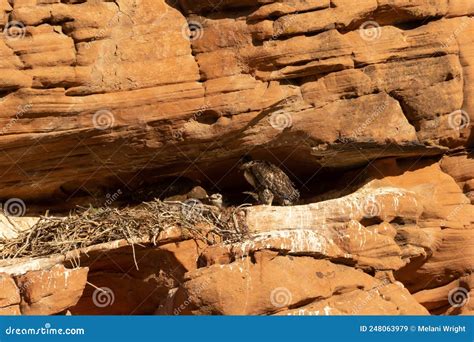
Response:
[238, 154, 255, 170]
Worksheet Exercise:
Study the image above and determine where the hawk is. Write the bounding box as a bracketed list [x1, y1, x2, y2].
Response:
[203, 193, 224, 208]
[239, 156, 299, 206]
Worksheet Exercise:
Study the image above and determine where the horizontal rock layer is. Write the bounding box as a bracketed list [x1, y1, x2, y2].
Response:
[0, 0, 472, 204]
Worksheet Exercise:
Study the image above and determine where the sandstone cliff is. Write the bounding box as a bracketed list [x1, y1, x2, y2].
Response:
[0, 0, 473, 315]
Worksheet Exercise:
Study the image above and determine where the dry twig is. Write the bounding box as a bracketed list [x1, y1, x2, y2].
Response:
[0, 200, 248, 260]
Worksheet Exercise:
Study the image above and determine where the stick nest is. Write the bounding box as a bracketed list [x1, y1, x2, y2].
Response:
[0, 200, 249, 260]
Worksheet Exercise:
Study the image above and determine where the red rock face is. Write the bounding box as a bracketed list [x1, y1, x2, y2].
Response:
[0, 0, 472, 202]
[0, 0, 473, 316]
[0, 272, 21, 315]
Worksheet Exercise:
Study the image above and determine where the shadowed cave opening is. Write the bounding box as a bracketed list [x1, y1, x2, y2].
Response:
[24, 149, 446, 216]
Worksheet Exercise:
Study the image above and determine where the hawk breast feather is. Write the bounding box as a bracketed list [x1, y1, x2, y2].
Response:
[249, 161, 299, 202]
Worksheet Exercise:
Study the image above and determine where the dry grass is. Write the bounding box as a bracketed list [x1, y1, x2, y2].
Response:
[0, 200, 249, 260]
